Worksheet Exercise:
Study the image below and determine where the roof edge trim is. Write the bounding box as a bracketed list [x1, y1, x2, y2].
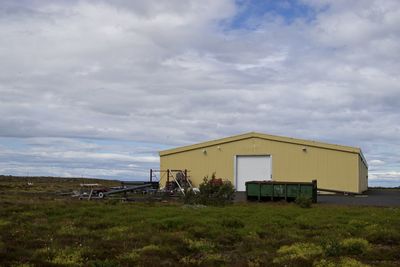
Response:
[159, 132, 362, 157]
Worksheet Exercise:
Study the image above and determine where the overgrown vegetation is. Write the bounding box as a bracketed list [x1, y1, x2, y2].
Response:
[0, 176, 400, 266]
[273, 242, 324, 265]
[184, 173, 235, 206]
[295, 195, 313, 208]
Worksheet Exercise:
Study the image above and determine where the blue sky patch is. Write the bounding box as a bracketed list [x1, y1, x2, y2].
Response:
[229, 0, 319, 29]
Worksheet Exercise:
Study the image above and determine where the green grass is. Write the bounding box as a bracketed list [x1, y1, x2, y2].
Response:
[0, 177, 400, 266]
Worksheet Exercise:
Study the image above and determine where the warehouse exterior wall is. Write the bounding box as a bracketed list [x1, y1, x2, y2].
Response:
[358, 156, 368, 192]
[160, 136, 364, 193]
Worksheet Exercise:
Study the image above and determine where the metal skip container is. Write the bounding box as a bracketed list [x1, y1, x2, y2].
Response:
[245, 180, 317, 203]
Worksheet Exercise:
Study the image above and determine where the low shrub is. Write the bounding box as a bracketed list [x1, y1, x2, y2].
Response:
[12, 264, 35, 267]
[295, 195, 312, 208]
[123, 244, 171, 266]
[183, 188, 199, 205]
[364, 224, 400, 245]
[0, 219, 10, 228]
[31, 247, 55, 263]
[88, 259, 122, 267]
[200, 253, 226, 266]
[273, 242, 324, 266]
[295, 216, 316, 230]
[105, 199, 120, 206]
[247, 258, 263, 267]
[256, 229, 268, 239]
[179, 251, 226, 266]
[104, 226, 130, 240]
[215, 231, 242, 247]
[138, 244, 162, 256]
[313, 258, 370, 267]
[188, 225, 212, 239]
[348, 219, 369, 229]
[340, 238, 369, 255]
[185, 238, 215, 253]
[184, 173, 235, 206]
[347, 219, 370, 235]
[199, 174, 235, 206]
[322, 239, 342, 257]
[313, 259, 336, 267]
[153, 217, 185, 231]
[179, 256, 201, 265]
[51, 247, 84, 265]
[338, 257, 370, 267]
[221, 218, 245, 229]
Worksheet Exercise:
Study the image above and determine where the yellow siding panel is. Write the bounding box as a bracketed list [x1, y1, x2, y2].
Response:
[160, 137, 364, 193]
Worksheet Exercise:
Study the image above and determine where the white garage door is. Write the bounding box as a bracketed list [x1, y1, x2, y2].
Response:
[235, 155, 272, 191]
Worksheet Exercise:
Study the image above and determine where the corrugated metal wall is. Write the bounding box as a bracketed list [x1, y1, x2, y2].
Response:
[160, 137, 365, 193]
[358, 157, 368, 192]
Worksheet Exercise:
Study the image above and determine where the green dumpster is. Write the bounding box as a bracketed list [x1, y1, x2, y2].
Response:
[245, 180, 317, 203]
[260, 183, 273, 199]
[246, 183, 261, 198]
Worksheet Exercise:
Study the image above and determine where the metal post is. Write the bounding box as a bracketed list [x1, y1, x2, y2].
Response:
[150, 169, 153, 182]
[170, 171, 185, 196]
[88, 188, 93, 201]
[285, 184, 287, 201]
[312, 179, 317, 203]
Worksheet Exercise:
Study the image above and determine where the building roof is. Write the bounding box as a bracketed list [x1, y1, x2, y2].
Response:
[159, 132, 368, 167]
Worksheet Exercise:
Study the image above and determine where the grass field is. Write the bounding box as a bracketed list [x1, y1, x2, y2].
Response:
[1, 177, 400, 267]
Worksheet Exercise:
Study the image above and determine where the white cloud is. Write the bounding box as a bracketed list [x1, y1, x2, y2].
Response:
[0, 0, 399, 184]
[369, 171, 400, 180]
[368, 159, 385, 166]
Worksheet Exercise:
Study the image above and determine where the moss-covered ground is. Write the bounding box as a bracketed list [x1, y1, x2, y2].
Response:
[0, 177, 399, 266]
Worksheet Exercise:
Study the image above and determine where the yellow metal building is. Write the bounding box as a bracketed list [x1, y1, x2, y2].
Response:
[159, 132, 368, 193]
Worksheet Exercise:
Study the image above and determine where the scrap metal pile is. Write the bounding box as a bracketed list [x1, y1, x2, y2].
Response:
[75, 169, 196, 201]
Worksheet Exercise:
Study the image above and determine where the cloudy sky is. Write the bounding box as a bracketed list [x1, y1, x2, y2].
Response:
[0, 0, 399, 186]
